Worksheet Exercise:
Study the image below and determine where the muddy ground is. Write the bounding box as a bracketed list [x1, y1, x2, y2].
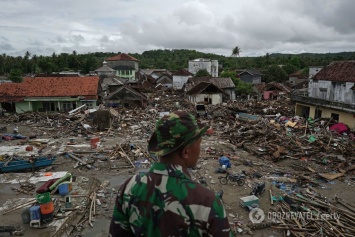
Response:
[0, 120, 354, 237]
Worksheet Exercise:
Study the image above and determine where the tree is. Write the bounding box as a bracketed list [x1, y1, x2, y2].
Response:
[195, 69, 211, 77]
[264, 65, 288, 83]
[234, 78, 253, 96]
[221, 70, 253, 96]
[8, 69, 23, 83]
[24, 51, 31, 60]
[282, 64, 298, 75]
[232, 46, 241, 57]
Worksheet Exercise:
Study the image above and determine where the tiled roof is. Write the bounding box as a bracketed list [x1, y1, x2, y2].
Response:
[106, 53, 138, 61]
[253, 82, 291, 93]
[172, 69, 193, 76]
[0, 76, 99, 102]
[95, 65, 115, 72]
[106, 86, 147, 100]
[185, 77, 235, 91]
[313, 61, 355, 82]
[100, 77, 124, 91]
[140, 69, 168, 75]
[238, 69, 263, 76]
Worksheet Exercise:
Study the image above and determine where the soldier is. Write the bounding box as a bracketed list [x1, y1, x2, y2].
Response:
[109, 111, 232, 237]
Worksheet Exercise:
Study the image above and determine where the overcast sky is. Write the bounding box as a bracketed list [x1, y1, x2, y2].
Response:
[1, 0, 354, 57]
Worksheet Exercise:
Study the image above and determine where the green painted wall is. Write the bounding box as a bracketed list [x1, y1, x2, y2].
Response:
[15, 102, 31, 113]
[15, 100, 97, 113]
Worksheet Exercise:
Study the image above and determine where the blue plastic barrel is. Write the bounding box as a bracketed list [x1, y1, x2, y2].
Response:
[29, 205, 41, 221]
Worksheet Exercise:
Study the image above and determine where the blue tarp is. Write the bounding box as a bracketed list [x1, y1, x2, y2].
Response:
[219, 156, 231, 168]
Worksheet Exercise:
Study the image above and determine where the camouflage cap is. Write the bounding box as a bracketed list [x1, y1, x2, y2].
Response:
[148, 111, 209, 157]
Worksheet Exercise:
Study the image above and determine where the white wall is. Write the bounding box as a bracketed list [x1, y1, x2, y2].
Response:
[189, 93, 223, 105]
[173, 75, 190, 89]
[188, 59, 219, 77]
[309, 79, 354, 103]
[309, 67, 323, 79]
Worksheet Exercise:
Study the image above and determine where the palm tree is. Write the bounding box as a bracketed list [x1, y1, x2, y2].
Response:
[232, 46, 241, 57]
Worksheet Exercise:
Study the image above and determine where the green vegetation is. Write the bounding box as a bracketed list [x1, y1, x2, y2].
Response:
[0, 49, 354, 84]
[220, 71, 253, 96]
[8, 69, 23, 83]
[195, 69, 211, 77]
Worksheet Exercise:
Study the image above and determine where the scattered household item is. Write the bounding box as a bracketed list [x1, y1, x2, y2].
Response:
[240, 195, 259, 207]
[30, 220, 40, 228]
[329, 123, 349, 134]
[21, 207, 31, 224]
[25, 146, 33, 151]
[29, 205, 41, 221]
[58, 182, 72, 196]
[250, 182, 266, 197]
[36, 178, 59, 194]
[49, 173, 72, 191]
[36, 192, 51, 204]
[218, 156, 231, 168]
[40, 201, 54, 222]
[90, 137, 100, 149]
[65, 196, 72, 208]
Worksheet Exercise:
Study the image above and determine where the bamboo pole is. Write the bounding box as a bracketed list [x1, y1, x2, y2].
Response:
[1, 199, 37, 215]
[118, 144, 135, 168]
[67, 153, 92, 169]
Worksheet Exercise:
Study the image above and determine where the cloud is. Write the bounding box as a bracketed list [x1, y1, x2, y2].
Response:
[0, 0, 354, 57]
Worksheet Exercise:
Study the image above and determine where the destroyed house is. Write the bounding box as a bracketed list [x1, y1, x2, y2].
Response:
[104, 86, 148, 108]
[0, 76, 100, 113]
[291, 61, 355, 129]
[172, 69, 193, 90]
[186, 82, 228, 105]
[156, 73, 173, 88]
[253, 82, 291, 100]
[238, 69, 262, 84]
[184, 77, 236, 102]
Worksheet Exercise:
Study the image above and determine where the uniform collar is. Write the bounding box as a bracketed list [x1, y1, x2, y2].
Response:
[148, 163, 191, 180]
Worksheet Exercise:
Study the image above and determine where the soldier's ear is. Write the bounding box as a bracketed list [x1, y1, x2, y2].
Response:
[180, 146, 190, 160]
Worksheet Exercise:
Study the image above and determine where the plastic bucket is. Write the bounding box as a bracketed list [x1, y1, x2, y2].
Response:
[40, 201, 54, 215]
[41, 211, 54, 223]
[90, 137, 100, 149]
[58, 182, 72, 196]
[30, 205, 41, 221]
[22, 207, 31, 224]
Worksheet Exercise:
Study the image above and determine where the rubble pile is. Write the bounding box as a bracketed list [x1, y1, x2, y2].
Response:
[224, 116, 355, 162]
[0, 96, 354, 237]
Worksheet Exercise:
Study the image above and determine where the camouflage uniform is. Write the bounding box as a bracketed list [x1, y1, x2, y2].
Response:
[109, 111, 232, 237]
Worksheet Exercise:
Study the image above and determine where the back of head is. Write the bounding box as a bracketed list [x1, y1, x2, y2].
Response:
[148, 111, 208, 158]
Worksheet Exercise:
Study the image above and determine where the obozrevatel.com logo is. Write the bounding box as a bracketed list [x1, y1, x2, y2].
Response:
[249, 208, 265, 223]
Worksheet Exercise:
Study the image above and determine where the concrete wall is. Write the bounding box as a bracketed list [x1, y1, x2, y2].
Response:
[173, 75, 190, 89]
[309, 79, 355, 103]
[309, 66, 323, 79]
[295, 102, 355, 129]
[188, 59, 218, 77]
[224, 88, 236, 100]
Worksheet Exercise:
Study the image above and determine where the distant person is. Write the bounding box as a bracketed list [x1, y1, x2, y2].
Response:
[109, 111, 232, 237]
